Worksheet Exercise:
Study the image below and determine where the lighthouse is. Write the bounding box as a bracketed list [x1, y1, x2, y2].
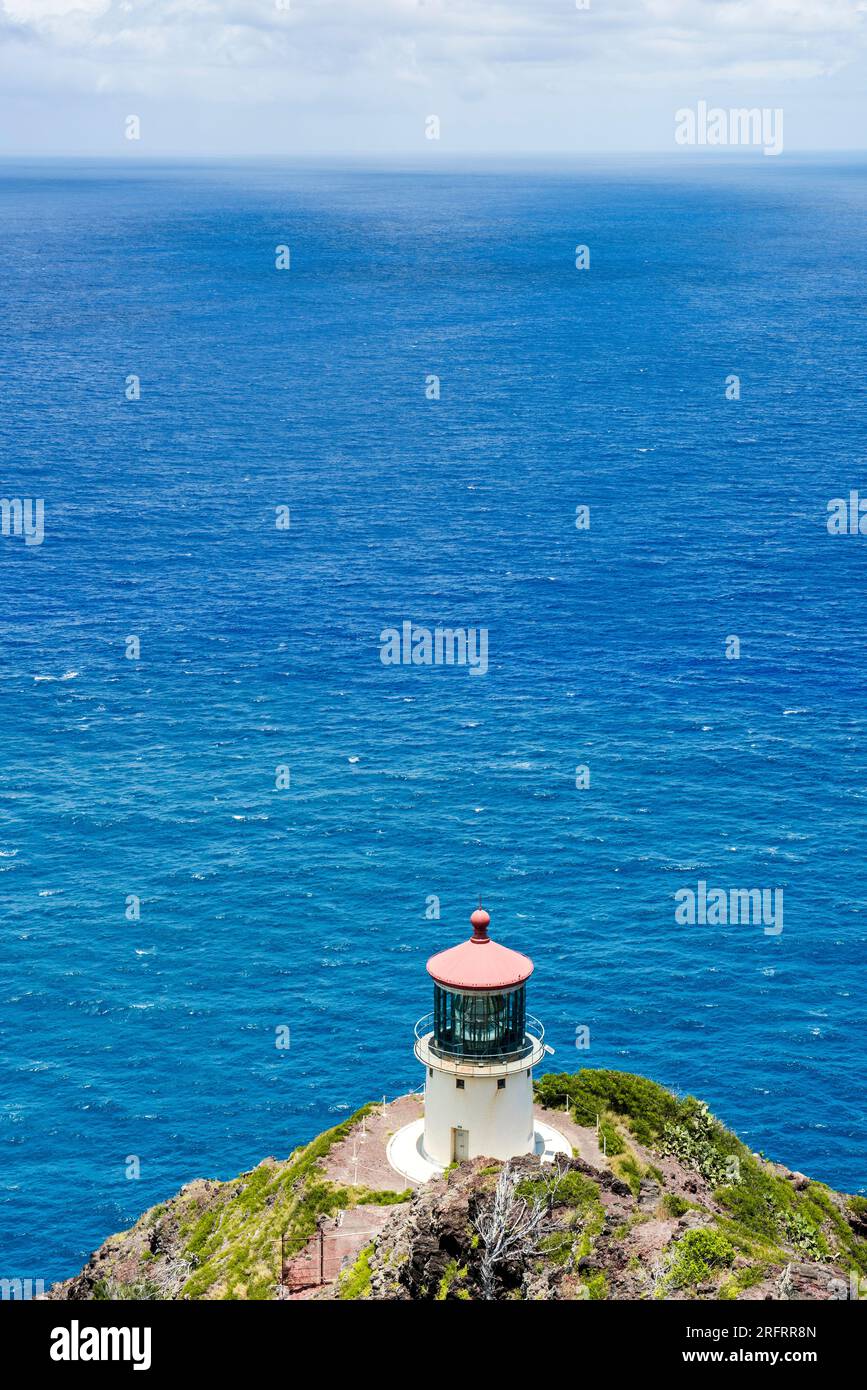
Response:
[388, 905, 571, 1181]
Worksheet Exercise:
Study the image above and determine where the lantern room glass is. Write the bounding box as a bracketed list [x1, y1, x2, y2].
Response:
[432, 984, 526, 1059]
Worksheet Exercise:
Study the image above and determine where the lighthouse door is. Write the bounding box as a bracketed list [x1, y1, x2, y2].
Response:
[452, 1127, 469, 1162]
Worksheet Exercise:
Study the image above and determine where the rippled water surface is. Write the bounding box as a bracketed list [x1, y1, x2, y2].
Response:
[1, 158, 865, 1284]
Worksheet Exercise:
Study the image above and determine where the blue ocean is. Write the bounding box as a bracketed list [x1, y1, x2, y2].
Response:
[1, 158, 865, 1287]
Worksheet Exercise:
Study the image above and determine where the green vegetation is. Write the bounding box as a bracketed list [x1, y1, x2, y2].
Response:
[660, 1100, 740, 1187]
[713, 1160, 837, 1264]
[435, 1259, 470, 1299]
[535, 1070, 684, 1146]
[614, 1153, 644, 1197]
[784, 1209, 827, 1260]
[351, 1187, 413, 1206]
[598, 1117, 626, 1156]
[70, 1071, 867, 1303]
[662, 1194, 691, 1219]
[92, 1278, 163, 1300]
[553, 1170, 601, 1209]
[539, 1230, 574, 1266]
[807, 1183, 867, 1274]
[534, 1070, 867, 1278]
[666, 1228, 735, 1291]
[337, 1244, 374, 1300]
[516, 1168, 602, 1217]
[517, 1166, 606, 1264]
[172, 1103, 410, 1300]
[584, 1270, 609, 1300]
[718, 1262, 771, 1300]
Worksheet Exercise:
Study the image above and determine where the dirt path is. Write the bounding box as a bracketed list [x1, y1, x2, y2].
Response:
[321, 1093, 423, 1191]
[281, 1095, 423, 1300]
[535, 1105, 607, 1170]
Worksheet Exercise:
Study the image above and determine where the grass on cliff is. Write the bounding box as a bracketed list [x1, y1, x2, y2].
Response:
[518, 1167, 607, 1265]
[172, 1106, 411, 1299]
[97, 1071, 866, 1301]
[536, 1069, 867, 1276]
[665, 1228, 735, 1293]
[535, 1069, 684, 1145]
[337, 1243, 375, 1300]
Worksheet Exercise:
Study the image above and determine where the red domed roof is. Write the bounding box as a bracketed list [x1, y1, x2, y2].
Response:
[426, 907, 533, 991]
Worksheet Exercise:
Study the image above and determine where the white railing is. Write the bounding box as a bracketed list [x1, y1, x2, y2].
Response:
[413, 1011, 544, 1066]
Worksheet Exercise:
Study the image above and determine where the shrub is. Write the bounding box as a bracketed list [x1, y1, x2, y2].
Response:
[718, 1261, 769, 1299]
[552, 1171, 600, 1210]
[715, 1159, 830, 1262]
[598, 1118, 626, 1156]
[784, 1210, 826, 1260]
[662, 1193, 690, 1219]
[516, 1170, 599, 1211]
[666, 1228, 735, 1290]
[615, 1154, 643, 1197]
[535, 1070, 682, 1145]
[715, 1162, 781, 1242]
[660, 1101, 738, 1187]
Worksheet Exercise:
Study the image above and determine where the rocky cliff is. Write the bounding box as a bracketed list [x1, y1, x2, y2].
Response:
[47, 1071, 867, 1301]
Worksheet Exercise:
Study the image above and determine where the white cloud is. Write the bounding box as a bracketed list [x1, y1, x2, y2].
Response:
[3, 0, 109, 17]
[0, 0, 865, 151]
[3, 0, 864, 80]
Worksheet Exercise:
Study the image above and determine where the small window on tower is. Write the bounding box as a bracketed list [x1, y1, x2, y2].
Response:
[497, 1078, 506, 1090]
[456, 1079, 465, 1089]
[429, 1067, 433, 1076]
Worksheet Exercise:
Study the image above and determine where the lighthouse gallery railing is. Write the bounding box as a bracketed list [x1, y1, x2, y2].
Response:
[414, 1011, 545, 1068]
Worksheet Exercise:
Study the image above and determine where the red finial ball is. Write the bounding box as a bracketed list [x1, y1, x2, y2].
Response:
[470, 907, 490, 940]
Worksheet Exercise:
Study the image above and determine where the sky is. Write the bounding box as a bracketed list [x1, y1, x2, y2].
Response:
[0, 0, 866, 156]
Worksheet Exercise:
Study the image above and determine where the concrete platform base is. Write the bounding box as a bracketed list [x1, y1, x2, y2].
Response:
[387, 1115, 573, 1185]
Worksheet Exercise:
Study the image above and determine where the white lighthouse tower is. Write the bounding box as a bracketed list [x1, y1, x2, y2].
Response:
[388, 905, 571, 1181]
